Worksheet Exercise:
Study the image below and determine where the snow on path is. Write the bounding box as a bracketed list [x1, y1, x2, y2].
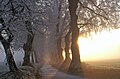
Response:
[40, 64, 83, 79]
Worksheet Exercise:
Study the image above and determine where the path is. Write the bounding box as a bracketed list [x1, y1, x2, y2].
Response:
[40, 64, 83, 79]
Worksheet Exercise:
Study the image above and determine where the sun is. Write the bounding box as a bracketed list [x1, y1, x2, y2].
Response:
[78, 29, 120, 61]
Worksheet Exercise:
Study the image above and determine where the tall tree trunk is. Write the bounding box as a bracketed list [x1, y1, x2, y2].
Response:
[55, 0, 64, 66]
[0, 18, 18, 72]
[22, 34, 34, 66]
[65, 30, 71, 63]
[68, 0, 82, 73]
[61, 30, 71, 71]
[22, 21, 35, 66]
[57, 37, 63, 63]
[2, 41, 18, 72]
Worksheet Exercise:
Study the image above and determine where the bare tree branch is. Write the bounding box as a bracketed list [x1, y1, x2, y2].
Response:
[78, 0, 108, 20]
[89, 0, 108, 15]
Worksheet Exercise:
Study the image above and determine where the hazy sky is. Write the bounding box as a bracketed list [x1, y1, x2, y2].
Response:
[79, 29, 120, 61]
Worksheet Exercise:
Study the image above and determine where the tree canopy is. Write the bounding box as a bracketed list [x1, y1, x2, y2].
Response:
[78, 0, 120, 36]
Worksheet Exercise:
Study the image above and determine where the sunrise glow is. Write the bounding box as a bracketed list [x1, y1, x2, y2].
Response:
[78, 29, 120, 61]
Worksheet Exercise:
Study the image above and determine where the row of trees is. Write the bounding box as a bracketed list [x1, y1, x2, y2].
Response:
[0, 0, 120, 77]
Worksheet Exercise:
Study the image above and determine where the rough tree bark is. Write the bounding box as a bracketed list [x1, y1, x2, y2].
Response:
[1, 37, 18, 72]
[57, 37, 64, 62]
[60, 30, 71, 71]
[22, 20, 35, 66]
[68, 0, 82, 73]
[55, 0, 64, 66]
[65, 30, 71, 63]
[0, 18, 18, 72]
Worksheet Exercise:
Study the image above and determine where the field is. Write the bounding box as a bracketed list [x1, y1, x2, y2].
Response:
[80, 59, 120, 79]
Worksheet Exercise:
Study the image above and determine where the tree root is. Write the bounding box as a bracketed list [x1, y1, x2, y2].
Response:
[0, 66, 41, 79]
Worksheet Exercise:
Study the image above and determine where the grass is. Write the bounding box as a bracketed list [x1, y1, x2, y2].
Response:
[77, 60, 120, 79]
[81, 64, 120, 79]
[59, 60, 120, 79]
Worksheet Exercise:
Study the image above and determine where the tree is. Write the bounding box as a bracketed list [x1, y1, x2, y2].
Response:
[55, 0, 70, 66]
[54, 0, 71, 68]
[0, 0, 48, 67]
[78, 0, 120, 35]
[0, 19, 18, 72]
[68, 0, 82, 73]
[0, 0, 42, 78]
[0, 19, 27, 79]
[56, 0, 64, 65]
[22, 20, 35, 66]
[67, 0, 120, 74]
[0, 0, 119, 77]
[61, 29, 71, 71]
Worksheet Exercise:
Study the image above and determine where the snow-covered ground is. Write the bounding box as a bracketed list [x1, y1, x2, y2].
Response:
[40, 64, 83, 79]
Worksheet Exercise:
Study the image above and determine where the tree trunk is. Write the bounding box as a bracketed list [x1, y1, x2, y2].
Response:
[0, 18, 18, 72]
[60, 30, 71, 71]
[22, 34, 34, 66]
[55, 1, 64, 66]
[2, 41, 18, 72]
[65, 30, 71, 62]
[57, 37, 64, 62]
[22, 21, 35, 66]
[68, 0, 82, 73]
